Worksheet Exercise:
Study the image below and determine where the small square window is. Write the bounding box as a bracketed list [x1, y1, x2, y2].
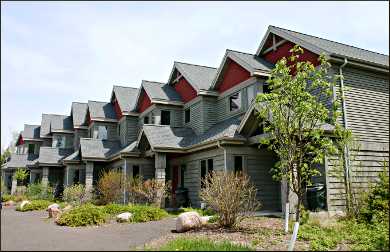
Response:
[229, 91, 242, 111]
[185, 109, 190, 123]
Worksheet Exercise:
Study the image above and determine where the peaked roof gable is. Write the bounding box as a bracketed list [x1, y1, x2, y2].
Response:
[71, 102, 88, 128]
[256, 25, 389, 68]
[87, 100, 117, 121]
[111, 85, 139, 113]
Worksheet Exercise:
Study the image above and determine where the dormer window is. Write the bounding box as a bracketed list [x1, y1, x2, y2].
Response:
[185, 109, 190, 123]
[144, 116, 149, 124]
[229, 91, 242, 111]
[247, 85, 257, 105]
[54, 135, 66, 148]
[93, 126, 108, 140]
[161, 110, 171, 125]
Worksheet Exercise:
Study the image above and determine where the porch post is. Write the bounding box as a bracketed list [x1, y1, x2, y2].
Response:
[85, 162, 94, 194]
[11, 171, 17, 195]
[42, 167, 49, 188]
[155, 152, 166, 208]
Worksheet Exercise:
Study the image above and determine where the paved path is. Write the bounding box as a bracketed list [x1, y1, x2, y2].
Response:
[1, 206, 176, 251]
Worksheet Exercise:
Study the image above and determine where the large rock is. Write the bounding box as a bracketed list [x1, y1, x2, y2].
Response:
[116, 212, 133, 223]
[4, 200, 15, 207]
[47, 203, 60, 211]
[200, 216, 213, 225]
[20, 200, 31, 209]
[176, 211, 202, 233]
[48, 207, 62, 219]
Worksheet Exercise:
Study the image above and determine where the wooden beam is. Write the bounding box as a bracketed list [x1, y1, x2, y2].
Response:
[172, 74, 183, 84]
[262, 39, 287, 55]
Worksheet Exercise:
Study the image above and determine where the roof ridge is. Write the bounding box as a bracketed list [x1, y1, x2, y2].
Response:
[88, 100, 109, 103]
[24, 124, 40, 127]
[42, 113, 68, 117]
[113, 85, 139, 89]
[72, 101, 87, 105]
[226, 49, 255, 56]
[175, 61, 217, 69]
[271, 25, 389, 57]
[142, 80, 166, 85]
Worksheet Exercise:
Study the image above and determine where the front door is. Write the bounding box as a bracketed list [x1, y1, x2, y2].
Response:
[171, 165, 179, 207]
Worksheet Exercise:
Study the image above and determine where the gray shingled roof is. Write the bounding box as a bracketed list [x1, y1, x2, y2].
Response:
[174, 62, 218, 91]
[71, 102, 88, 127]
[120, 141, 139, 153]
[260, 26, 389, 67]
[141, 116, 244, 150]
[112, 86, 139, 113]
[40, 114, 73, 137]
[5, 153, 38, 168]
[227, 50, 273, 72]
[21, 124, 41, 140]
[80, 138, 122, 159]
[142, 81, 182, 102]
[38, 147, 74, 165]
[63, 150, 80, 162]
[87, 101, 117, 120]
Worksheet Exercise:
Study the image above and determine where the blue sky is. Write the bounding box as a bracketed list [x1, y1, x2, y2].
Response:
[1, 1, 389, 150]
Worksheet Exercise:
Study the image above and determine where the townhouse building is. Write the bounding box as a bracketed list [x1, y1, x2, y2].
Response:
[3, 25, 388, 214]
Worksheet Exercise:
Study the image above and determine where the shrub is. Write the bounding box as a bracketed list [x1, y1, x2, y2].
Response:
[14, 168, 29, 185]
[359, 164, 389, 224]
[127, 176, 170, 207]
[101, 203, 168, 222]
[1, 194, 14, 202]
[181, 207, 216, 216]
[56, 203, 108, 227]
[200, 171, 260, 228]
[1, 179, 8, 194]
[15, 199, 53, 211]
[62, 184, 88, 206]
[96, 170, 123, 204]
[158, 237, 253, 251]
[26, 183, 54, 200]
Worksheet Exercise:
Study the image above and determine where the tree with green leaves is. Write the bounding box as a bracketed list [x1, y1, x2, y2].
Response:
[256, 45, 350, 224]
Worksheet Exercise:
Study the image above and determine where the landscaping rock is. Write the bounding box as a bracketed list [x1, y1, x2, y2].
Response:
[176, 211, 202, 232]
[200, 216, 212, 225]
[48, 207, 62, 219]
[20, 200, 31, 209]
[4, 200, 15, 207]
[116, 212, 133, 223]
[47, 203, 60, 211]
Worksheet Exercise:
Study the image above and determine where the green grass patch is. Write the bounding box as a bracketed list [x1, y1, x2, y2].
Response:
[56, 203, 108, 227]
[15, 200, 53, 211]
[158, 238, 253, 251]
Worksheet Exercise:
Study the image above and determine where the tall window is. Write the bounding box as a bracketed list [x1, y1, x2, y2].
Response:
[234, 156, 243, 173]
[28, 144, 35, 154]
[229, 91, 242, 111]
[133, 165, 140, 178]
[161, 110, 171, 125]
[144, 116, 149, 124]
[201, 159, 214, 187]
[93, 126, 108, 140]
[247, 85, 257, 105]
[180, 164, 186, 187]
[185, 109, 190, 123]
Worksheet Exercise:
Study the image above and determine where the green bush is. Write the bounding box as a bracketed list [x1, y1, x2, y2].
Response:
[1, 194, 14, 202]
[26, 183, 54, 200]
[56, 203, 108, 227]
[62, 184, 88, 206]
[158, 237, 253, 251]
[181, 207, 216, 216]
[14, 168, 29, 182]
[101, 203, 168, 222]
[15, 199, 53, 212]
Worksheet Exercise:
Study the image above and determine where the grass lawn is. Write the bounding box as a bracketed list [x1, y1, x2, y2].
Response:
[158, 238, 252, 251]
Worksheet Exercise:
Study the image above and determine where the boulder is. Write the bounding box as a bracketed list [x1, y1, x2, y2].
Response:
[116, 212, 133, 223]
[47, 203, 60, 211]
[20, 200, 31, 209]
[200, 216, 212, 225]
[4, 200, 15, 207]
[176, 211, 202, 233]
[48, 207, 62, 219]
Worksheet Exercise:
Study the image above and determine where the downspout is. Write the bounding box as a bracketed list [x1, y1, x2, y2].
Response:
[217, 141, 228, 172]
[339, 58, 352, 210]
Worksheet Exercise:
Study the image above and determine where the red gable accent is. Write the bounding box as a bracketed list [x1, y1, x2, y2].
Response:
[113, 98, 123, 120]
[174, 76, 197, 103]
[264, 41, 319, 66]
[217, 59, 251, 93]
[138, 89, 152, 113]
[16, 135, 24, 146]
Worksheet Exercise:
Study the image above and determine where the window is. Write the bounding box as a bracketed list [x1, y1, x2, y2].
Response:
[180, 164, 186, 187]
[94, 126, 108, 140]
[247, 85, 257, 105]
[144, 116, 149, 124]
[54, 135, 66, 148]
[133, 165, 140, 178]
[185, 109, 190, 123]
[161, 110, 171, 125]
[263, 83, 270, 94]
[28, 144, 35, 154]
[201, 159, 214, 187]
[229, 91, 242, 111]
[16, 146, 22, 154]
[234, 156, 243, 173]
[118, 123, 121, 137]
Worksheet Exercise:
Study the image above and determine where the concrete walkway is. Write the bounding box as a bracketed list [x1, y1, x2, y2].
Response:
[1, 206, 176, 251]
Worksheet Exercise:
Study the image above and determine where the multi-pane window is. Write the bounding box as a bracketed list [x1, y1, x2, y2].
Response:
[234, 156, 243, 173]
[161, 110, 171, 125]
[247, 85, 257, 105]
[229, 91, 242, 111]
[201, 159, 214, 187]
[185, 109, 190, 123]
[93, 126, 108, 140]
[28, 144, 35, 154]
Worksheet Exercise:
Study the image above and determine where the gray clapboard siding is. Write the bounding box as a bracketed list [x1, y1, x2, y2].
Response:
[89, 121, 118, 140]
[185, 99, 203, 135]
[125, 116, 139, 145]
[73, 129, 88, 149]
[201, 96, 218, 134]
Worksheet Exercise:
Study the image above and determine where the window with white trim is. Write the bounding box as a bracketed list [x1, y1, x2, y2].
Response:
[229, 91, 242, 111]
[247, 85, 257, 105]
[93, 126, 108, 140]
[201, 158, 214, 188]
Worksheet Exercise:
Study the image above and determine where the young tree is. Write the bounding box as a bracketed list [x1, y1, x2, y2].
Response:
[256, 45, 349, 224]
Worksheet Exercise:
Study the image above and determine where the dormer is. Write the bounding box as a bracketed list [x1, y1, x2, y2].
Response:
[86, 101, 118, 141]
[110, 85, 140, 119]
